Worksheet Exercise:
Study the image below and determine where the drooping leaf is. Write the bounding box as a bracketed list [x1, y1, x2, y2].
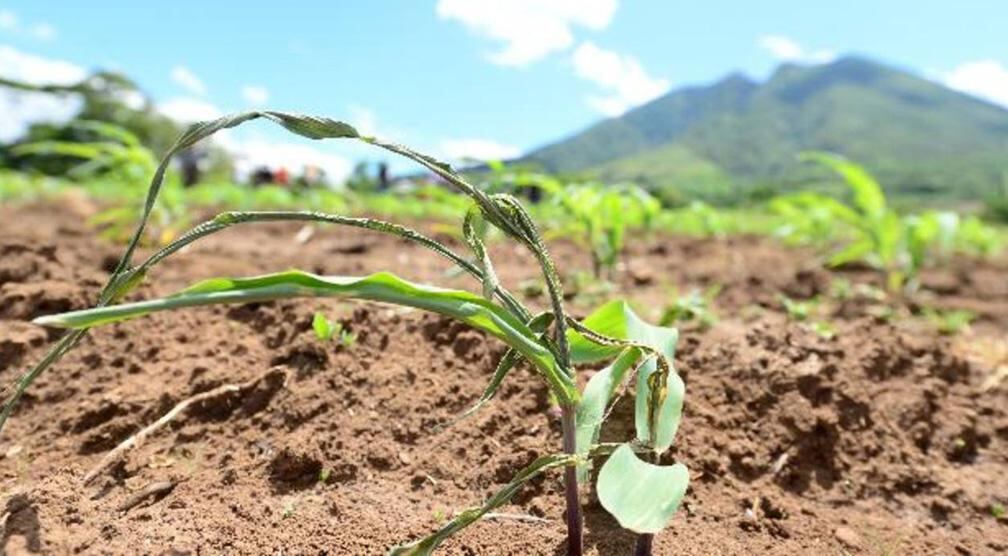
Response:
[575, 347, 642, 480]
[568, 300, 684, 453]
[596, 444, 689, 534]
[34, 270, 577, 405]
[389, 453, 577, 555]
[445, 312, 555, 428]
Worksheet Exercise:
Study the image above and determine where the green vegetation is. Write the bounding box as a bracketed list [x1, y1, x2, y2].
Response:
[921, 307, 974, 335]
[312, 311, 356, 346]
[659, 286, 720, 330]
[778, 294, 835, 338]
[775, 152, 1003, 292]
[8, 111, 690, 556]
[545, 181, 659, 278]
[524, 56, 1008, 204]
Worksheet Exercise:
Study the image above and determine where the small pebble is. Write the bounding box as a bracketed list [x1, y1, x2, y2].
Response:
[834, 526, 862, 549]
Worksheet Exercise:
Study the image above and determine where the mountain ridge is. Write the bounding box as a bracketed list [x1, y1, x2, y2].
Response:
[521, 55, 1008, 203]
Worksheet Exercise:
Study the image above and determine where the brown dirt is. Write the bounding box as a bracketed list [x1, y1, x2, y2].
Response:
[0, 200, 1006, 555]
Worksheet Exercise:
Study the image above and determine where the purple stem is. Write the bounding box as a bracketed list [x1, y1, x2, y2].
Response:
[560, 406, 583, 556]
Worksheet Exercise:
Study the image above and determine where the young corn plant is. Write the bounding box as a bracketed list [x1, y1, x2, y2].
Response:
[5, 111, 689, 555]
[659, 285, 721, 331]
[795, 152, 975, 293]
[540, 180, 660, 279]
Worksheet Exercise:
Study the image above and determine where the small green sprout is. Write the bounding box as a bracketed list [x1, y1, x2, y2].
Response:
[778, 294, 815, 322]
[992, 503, 1006, 519]
[778, 295, 835, 338]
[318, 467, 332, 484]
[312, 311, 336, 341]
[921, 307, 974, 335]
[660, 285, 720, 330]
[312, 311, 357, 346]
[282, 499, 296, 519]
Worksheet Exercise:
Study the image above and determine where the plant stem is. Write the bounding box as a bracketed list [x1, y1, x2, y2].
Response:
[634, 533, 654, 556]
[633, 450, 657, 556]
[560, 406, 583, 556]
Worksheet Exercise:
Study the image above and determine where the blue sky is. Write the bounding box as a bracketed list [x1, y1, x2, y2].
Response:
[2, 1, 1008, 179]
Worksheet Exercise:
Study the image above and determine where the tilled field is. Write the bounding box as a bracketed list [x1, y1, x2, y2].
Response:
[1, 199, 1006, 554]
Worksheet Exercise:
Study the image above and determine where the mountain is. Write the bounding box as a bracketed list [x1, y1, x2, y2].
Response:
[522, 56, 1008, 204]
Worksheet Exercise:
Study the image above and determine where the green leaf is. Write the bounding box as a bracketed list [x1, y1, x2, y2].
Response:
[597, 444, 689, 534]
[636, 363, 685, 454]
[801, 151, 886, 219]
[575, 347, 642, 480]
[828, 238, 874, 267]
[312, 311, 335, 341]
[34, 270, 576, 405]
[389, 453, 576, 555]
[568, 300, 683, 453]
[445, 312, 554, 428]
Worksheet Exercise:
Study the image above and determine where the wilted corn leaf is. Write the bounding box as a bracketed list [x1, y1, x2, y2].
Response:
[34, 270, 576, 404]
[568, 300, 683, 453]
[388, 453, 576, 555]
[596, 444, 688, 534]
[575, 347, 642, 480]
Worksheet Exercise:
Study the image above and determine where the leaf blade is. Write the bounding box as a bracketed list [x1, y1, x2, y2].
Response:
[597, 444, 689, 534]
[34, 270, 576, 404]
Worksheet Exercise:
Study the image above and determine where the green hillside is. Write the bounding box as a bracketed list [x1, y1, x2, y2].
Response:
[523, 56, 1008, 204]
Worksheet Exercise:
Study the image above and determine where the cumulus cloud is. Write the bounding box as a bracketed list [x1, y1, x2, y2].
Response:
[571, 41, 669, 116]
[170, 65, 207, 96]
[0, 10, 17, 31]
[31, 22, 56, 41]
[439, 138, 521, 162]
[241, 85, 269, 106]
[0, 10, 57, 41]
[757, 35, 835, 64]
[0, 45, 86, 141]
[436, 0, 618, 66]
[943, 60, 1008, 107]
[347, 104, 379, 136]
[157, 97, 222, 123]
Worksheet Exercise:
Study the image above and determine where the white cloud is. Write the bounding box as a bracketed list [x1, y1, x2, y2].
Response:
[31, 22, 55, 41]
[170, 65, 207, 96]
[436, 0, 618, 66]
[440, 138, 521, 162]
[345, 104, 412, 141]
[157, 97, 222, 123]
[347, 104, 379, 136]
[943, 60, 1008, 107]
[571, 41, 669, 116]
[0, 10, 57, 41]
[241, 85, 269, 106]
[0, 46, 86, 141]
[757, 35, 835, 64]
[113, 89, 147, 111]
[0, 10, 17, 30]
